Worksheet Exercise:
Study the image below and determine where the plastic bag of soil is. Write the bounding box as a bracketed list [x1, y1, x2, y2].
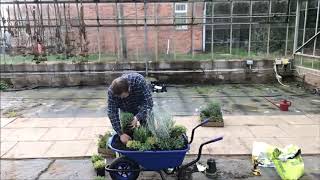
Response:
[270, 145, 304, 180]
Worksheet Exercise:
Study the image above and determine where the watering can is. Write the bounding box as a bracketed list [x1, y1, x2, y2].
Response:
[279, 99, 291, 111]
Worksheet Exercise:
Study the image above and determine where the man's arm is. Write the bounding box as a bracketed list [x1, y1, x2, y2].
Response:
[107, 90, 122, 135]
[135, 77, 153, 122]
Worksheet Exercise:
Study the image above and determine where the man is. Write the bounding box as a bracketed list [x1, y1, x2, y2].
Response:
[107, 72, 153, 144]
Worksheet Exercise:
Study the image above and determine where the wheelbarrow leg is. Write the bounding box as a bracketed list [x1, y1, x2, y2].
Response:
[158, 171, 166, 180]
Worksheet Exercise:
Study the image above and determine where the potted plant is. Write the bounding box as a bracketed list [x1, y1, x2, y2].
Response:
[93, 160, 106, 176]
[97, 131, 114, 157]
[91, 154, 103, 164]
[120, 112, 135, 136]
[200, 101, 224, 127]
[125, 111, 188, 151]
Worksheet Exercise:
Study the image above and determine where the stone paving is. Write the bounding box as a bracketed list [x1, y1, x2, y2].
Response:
[1, 156, 320, 180]
[1, 114, 319, 159]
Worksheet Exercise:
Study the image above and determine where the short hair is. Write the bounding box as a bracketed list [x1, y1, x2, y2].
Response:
[110, 77, 129, 96]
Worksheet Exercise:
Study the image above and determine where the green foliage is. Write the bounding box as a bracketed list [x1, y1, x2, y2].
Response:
[147, 110, 175, 140]
[157, 136, 185, 150]
[124, 110, 187, 151]
[93, 160, 106, 170]
[146, 137, 157, 146]
[0, 80, 9, 91]
[170, 125, 187, 138]
[200, 101, 223, 122]
[120, 112, 134, 134]
[98, 131, 112, 149]
[133, 126, 151, 143]
[94, 176, 105, 180]
[126, 140, 142, 150]
[91, 154, 104, 164]
[171, 136, 186, 150]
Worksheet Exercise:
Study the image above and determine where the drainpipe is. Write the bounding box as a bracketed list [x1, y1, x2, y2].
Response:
[144, 0, 148, 76]
[202, 2, 206, 52]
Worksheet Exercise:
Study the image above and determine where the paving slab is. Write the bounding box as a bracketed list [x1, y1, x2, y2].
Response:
[44, 140, 92, 158]
[196, 126, 254, 138]
[281, 115, 320, 125]
[276, 137, 320, 154]
[3, 141, 53, 159]
[38, 159, 96, 180]
[0, 142, 17, 157]
[224, 115, 281, 126]
[204, 136, 250, 155]
[277, 124, 320, 137]
[77, 126, 111, 140]
[40, 128, 82, 141]
[67, 118, 110, 127]
[1, 128, 48, 142]
[247, 125, 289, 138]
[0, 118, 16, 128]
[240, 137, 283, 151]
[0, 159, 53, 180]
[5, 118, 74, 128]
[85, 140, 98, 156]
[0, 129, 16, 141]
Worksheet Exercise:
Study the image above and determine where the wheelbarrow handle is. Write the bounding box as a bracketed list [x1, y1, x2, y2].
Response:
[189, 118, 210, 144]
[180, 136, 223, 173]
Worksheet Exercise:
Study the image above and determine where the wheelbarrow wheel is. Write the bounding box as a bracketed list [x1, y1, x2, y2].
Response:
[109, 157, 140, 180]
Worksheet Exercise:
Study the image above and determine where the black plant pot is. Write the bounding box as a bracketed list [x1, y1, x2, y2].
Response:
[96, 168, 105, 176]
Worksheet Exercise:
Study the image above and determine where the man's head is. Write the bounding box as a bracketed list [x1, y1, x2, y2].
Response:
[110, 77, 129, 98]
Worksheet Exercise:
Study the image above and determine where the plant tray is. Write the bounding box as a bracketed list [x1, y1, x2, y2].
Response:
[201, 118, 224, 127]
[98, 148, 114, 157]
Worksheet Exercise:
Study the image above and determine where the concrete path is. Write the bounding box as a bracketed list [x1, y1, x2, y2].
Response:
[1, 156, 320, 180]
[1, 115, 319, 159]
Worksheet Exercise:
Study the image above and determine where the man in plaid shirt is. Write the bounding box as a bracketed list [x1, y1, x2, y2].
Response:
[107, 72, 153, 144]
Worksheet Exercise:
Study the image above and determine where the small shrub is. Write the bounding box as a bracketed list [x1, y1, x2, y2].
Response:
[0, 80, 9, 91]
[126, 140, 142, 150]
[120, 112, 134, 134]
[91, 154, 104, 164]
[98, 131, 112, 149]
[170, 125, 187, 138]
[145, 136, 157, 146]
[147, 110, 174, 140]
[133, 126, 151, 143]
[93, 160, 106, 170]
[200, 101, 223, 122]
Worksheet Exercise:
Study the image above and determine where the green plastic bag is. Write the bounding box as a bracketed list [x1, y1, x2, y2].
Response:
[270, 145, 304, 180]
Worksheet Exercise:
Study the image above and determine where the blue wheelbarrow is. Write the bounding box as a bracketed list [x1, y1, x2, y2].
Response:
[106, 119, 223, 180]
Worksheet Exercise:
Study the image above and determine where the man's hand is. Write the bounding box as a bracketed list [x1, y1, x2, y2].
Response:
[130, 116, 140, 129]
[120, 134, 131, 144]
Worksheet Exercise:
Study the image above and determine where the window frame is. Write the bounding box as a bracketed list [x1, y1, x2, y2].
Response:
[175, 3, 188, 30]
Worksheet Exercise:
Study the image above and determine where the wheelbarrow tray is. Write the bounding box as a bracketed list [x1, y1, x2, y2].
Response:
[108, 135, 190, 171]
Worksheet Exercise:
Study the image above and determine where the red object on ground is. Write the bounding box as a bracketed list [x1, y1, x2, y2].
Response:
[279, 99, 292, 111]
[264, 97, 292, 111]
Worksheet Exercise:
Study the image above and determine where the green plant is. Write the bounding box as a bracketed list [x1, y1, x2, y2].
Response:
[170, 125, 187, 138]
[120, 112, 134, 134]
[145, 136, 157, 146]
[94, 176, 105, 180]
[91, 154, 104, 164]
[200, 101, 223, 122]
[157, 136, 185, 150]
[133, 126, 151, 143]
[147, 110, 175, 140]
[98, 131, 112, 149]
[93, 160, 106, 170]
[0, 80, 9, 91]
[126, 140, 142, 150]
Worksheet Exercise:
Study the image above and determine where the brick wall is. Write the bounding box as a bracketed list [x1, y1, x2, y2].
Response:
[5, 3, 204, 56]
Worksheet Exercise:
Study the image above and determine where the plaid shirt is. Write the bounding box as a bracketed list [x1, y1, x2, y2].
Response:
[107, 73, 153, 135]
